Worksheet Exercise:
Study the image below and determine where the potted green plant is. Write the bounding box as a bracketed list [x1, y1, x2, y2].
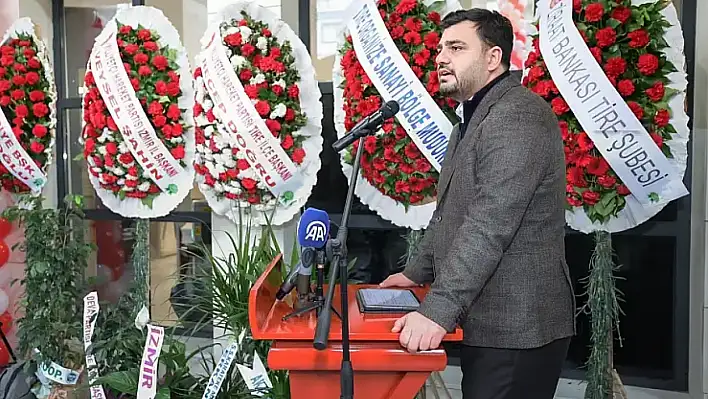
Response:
[3, 194, 94, 398]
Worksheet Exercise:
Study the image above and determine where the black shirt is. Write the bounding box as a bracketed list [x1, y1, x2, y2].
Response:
[459, 70, 510, 140]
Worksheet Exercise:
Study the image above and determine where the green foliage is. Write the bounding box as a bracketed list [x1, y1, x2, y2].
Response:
[580, 231, 623, 399]
[2, 194, 94, 372]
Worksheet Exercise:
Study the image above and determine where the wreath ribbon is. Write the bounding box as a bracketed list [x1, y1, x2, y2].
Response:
[90, 24, 183, 194]
[538, 0, 687, 206]
[0, 108, 46, 192]
[200, 24, 302, 205]
[345, 0, 452, 172]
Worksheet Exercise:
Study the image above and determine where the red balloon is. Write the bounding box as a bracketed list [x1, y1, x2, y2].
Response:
[0, 218, 11, 240]
[0, 311, 12, 334]
[0, 241, 9, 266]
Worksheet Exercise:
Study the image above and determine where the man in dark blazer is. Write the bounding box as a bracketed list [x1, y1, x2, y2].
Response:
[380, 9, 575, 399]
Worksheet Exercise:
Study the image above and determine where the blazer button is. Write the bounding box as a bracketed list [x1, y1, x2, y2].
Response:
[434, 215, 442, 223]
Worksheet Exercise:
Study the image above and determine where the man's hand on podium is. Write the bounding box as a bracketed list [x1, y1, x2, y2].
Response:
[378, 272, 419, 288]
[392, 311, 446, 354]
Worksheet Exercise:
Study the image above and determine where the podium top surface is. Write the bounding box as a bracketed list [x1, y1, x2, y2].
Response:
[249, 255, 464, 342]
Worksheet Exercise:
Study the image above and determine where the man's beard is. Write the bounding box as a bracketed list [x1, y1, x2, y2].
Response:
[439, 63, 485, 101]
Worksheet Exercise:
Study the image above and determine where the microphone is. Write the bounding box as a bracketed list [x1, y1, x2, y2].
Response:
[295, 208, 330, 298]
[276, 247, 316, 301]
[332, 100, 400, 152]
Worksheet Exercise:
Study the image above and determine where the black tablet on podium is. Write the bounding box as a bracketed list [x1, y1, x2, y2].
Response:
[356, 288, 420, 313]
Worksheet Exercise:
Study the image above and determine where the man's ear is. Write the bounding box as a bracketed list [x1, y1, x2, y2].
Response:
[487, 46, 503, 71]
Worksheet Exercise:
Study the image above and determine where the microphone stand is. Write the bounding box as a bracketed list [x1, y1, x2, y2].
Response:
[314, 130, 371, 399]
[282, 249, 341, 321]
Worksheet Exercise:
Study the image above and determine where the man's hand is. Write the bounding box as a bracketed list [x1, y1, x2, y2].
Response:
[392, 311, 446, 353]
[379, 272, 419, 288]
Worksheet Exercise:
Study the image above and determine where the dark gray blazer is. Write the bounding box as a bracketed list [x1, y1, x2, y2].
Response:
[403, 74, 576, 349]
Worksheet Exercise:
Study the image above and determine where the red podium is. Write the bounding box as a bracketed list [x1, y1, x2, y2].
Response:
[248, 254, 463, 399]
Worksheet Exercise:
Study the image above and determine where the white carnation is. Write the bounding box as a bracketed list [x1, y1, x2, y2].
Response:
[256, 36, 268, 51]
[203, 99, 214, 110]
[204, 126, 215, 138]
[91, 167, 102, 174]
[88, 157, 95, 167]
[126, 173, 138, 181]
[122, 186, 134, 192]
[213, 182, 225, 193]
[142, 169, 151, 179]
[271, 103, 287, 119]
[240, 26, 252, 41]
[117, 178, 126, 186]
[257, 180, 267, 190]
[249, 73, 266, 85]
[196, 144, 206, 154]
[274, 79, 286, 88]
[119, 142, 129, 154]
[223, 155, 236, 169]
[112, 167, 125, 176]
[138, 182, 150, 192]
[230, 55, 247, 69]
[98, 146, 107, 155]
[195, 79, 206, 103]
[225, 26, 240, 36]
[195, 114, 209, 126]
[170, 137, 183, 144]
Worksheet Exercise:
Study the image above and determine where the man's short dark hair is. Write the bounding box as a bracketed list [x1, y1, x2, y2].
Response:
[441, 9, 514, 70]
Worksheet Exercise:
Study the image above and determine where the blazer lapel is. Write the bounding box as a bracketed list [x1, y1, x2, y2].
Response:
[436, 124, 460, 198]
[435, 75, 521, 204]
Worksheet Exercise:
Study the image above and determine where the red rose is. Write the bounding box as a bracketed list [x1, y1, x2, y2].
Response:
[603, 57, 626, 77]
[241, 177, 257, 190]
[25, 71, 40, 85]
[597, 175, 617, 189]
[244, 85, 259, 99]
[628, 29, 650, 48]
[617, 185, 631, 195]
[119, 25, 132, 34]
[584, 3, 604, 22]
[23, 48, 35, 58]
[166, 82, 180, 96]
[255, 101, 270, 117]
[595, 27, 617, 48]
[654, 109, 670, 127]
[29, 90, 44, 102]
[32, 103, 49, 118]
[285, 108, 295, 122]
[138, 65, 152, 76]
[105, 142, 118, 155]
[582, 191, 601, 205]
[143, 41, 159, 52]
[288, 85, 300, 99]
[265, 119, 281, 135]
[587, 157, 610, 176]
[14, 104, 28, 118]
[124, 44, 139, 55]
[628, 101, 644, 120]
[650, 132, 664, 148]
[119, 153, 134, 164]
[224, 33, 242, 47]
[153, 115, 167, 127]
[13, 63, 26, 73]
[30, 141, 44, 154]
[237, 159, 250, 170]
[272, 85, 284, 96]
[396, 0, 416, 14]
[241, 44, 255, 57]
[281, 135, 294, 150]
[645, 81, 665, 102]
[551, 96, 570, 115]
[0, 56, 13, 67]
[167, 104, 181, 120]
[617, 79, 635, 97]
[611, 6, 631, 23]
[240, 69, 253, 81]
[428, 11, 441, 24]
[138, 29, 152, 41]
[638, 54, 659, 76]
[27, 58, 41, 69]
[292, 148, 306, 164]
[170, 145, 185, 159]
[152, 55, 168, 71]
[32, 124, 48, 138]
[148, 101, 163, 116]
[193, 67, 202, 78]
[11, 75, 25, 86]
[567, 195, 583, 207]
[10, 89, 23, 100]
[133, 53, 149, 65]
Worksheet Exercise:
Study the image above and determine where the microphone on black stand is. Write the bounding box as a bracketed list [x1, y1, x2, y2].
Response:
[281, 208, 341, 321]
[314, 99, 400, 399]
[332, 100, 400, 152]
